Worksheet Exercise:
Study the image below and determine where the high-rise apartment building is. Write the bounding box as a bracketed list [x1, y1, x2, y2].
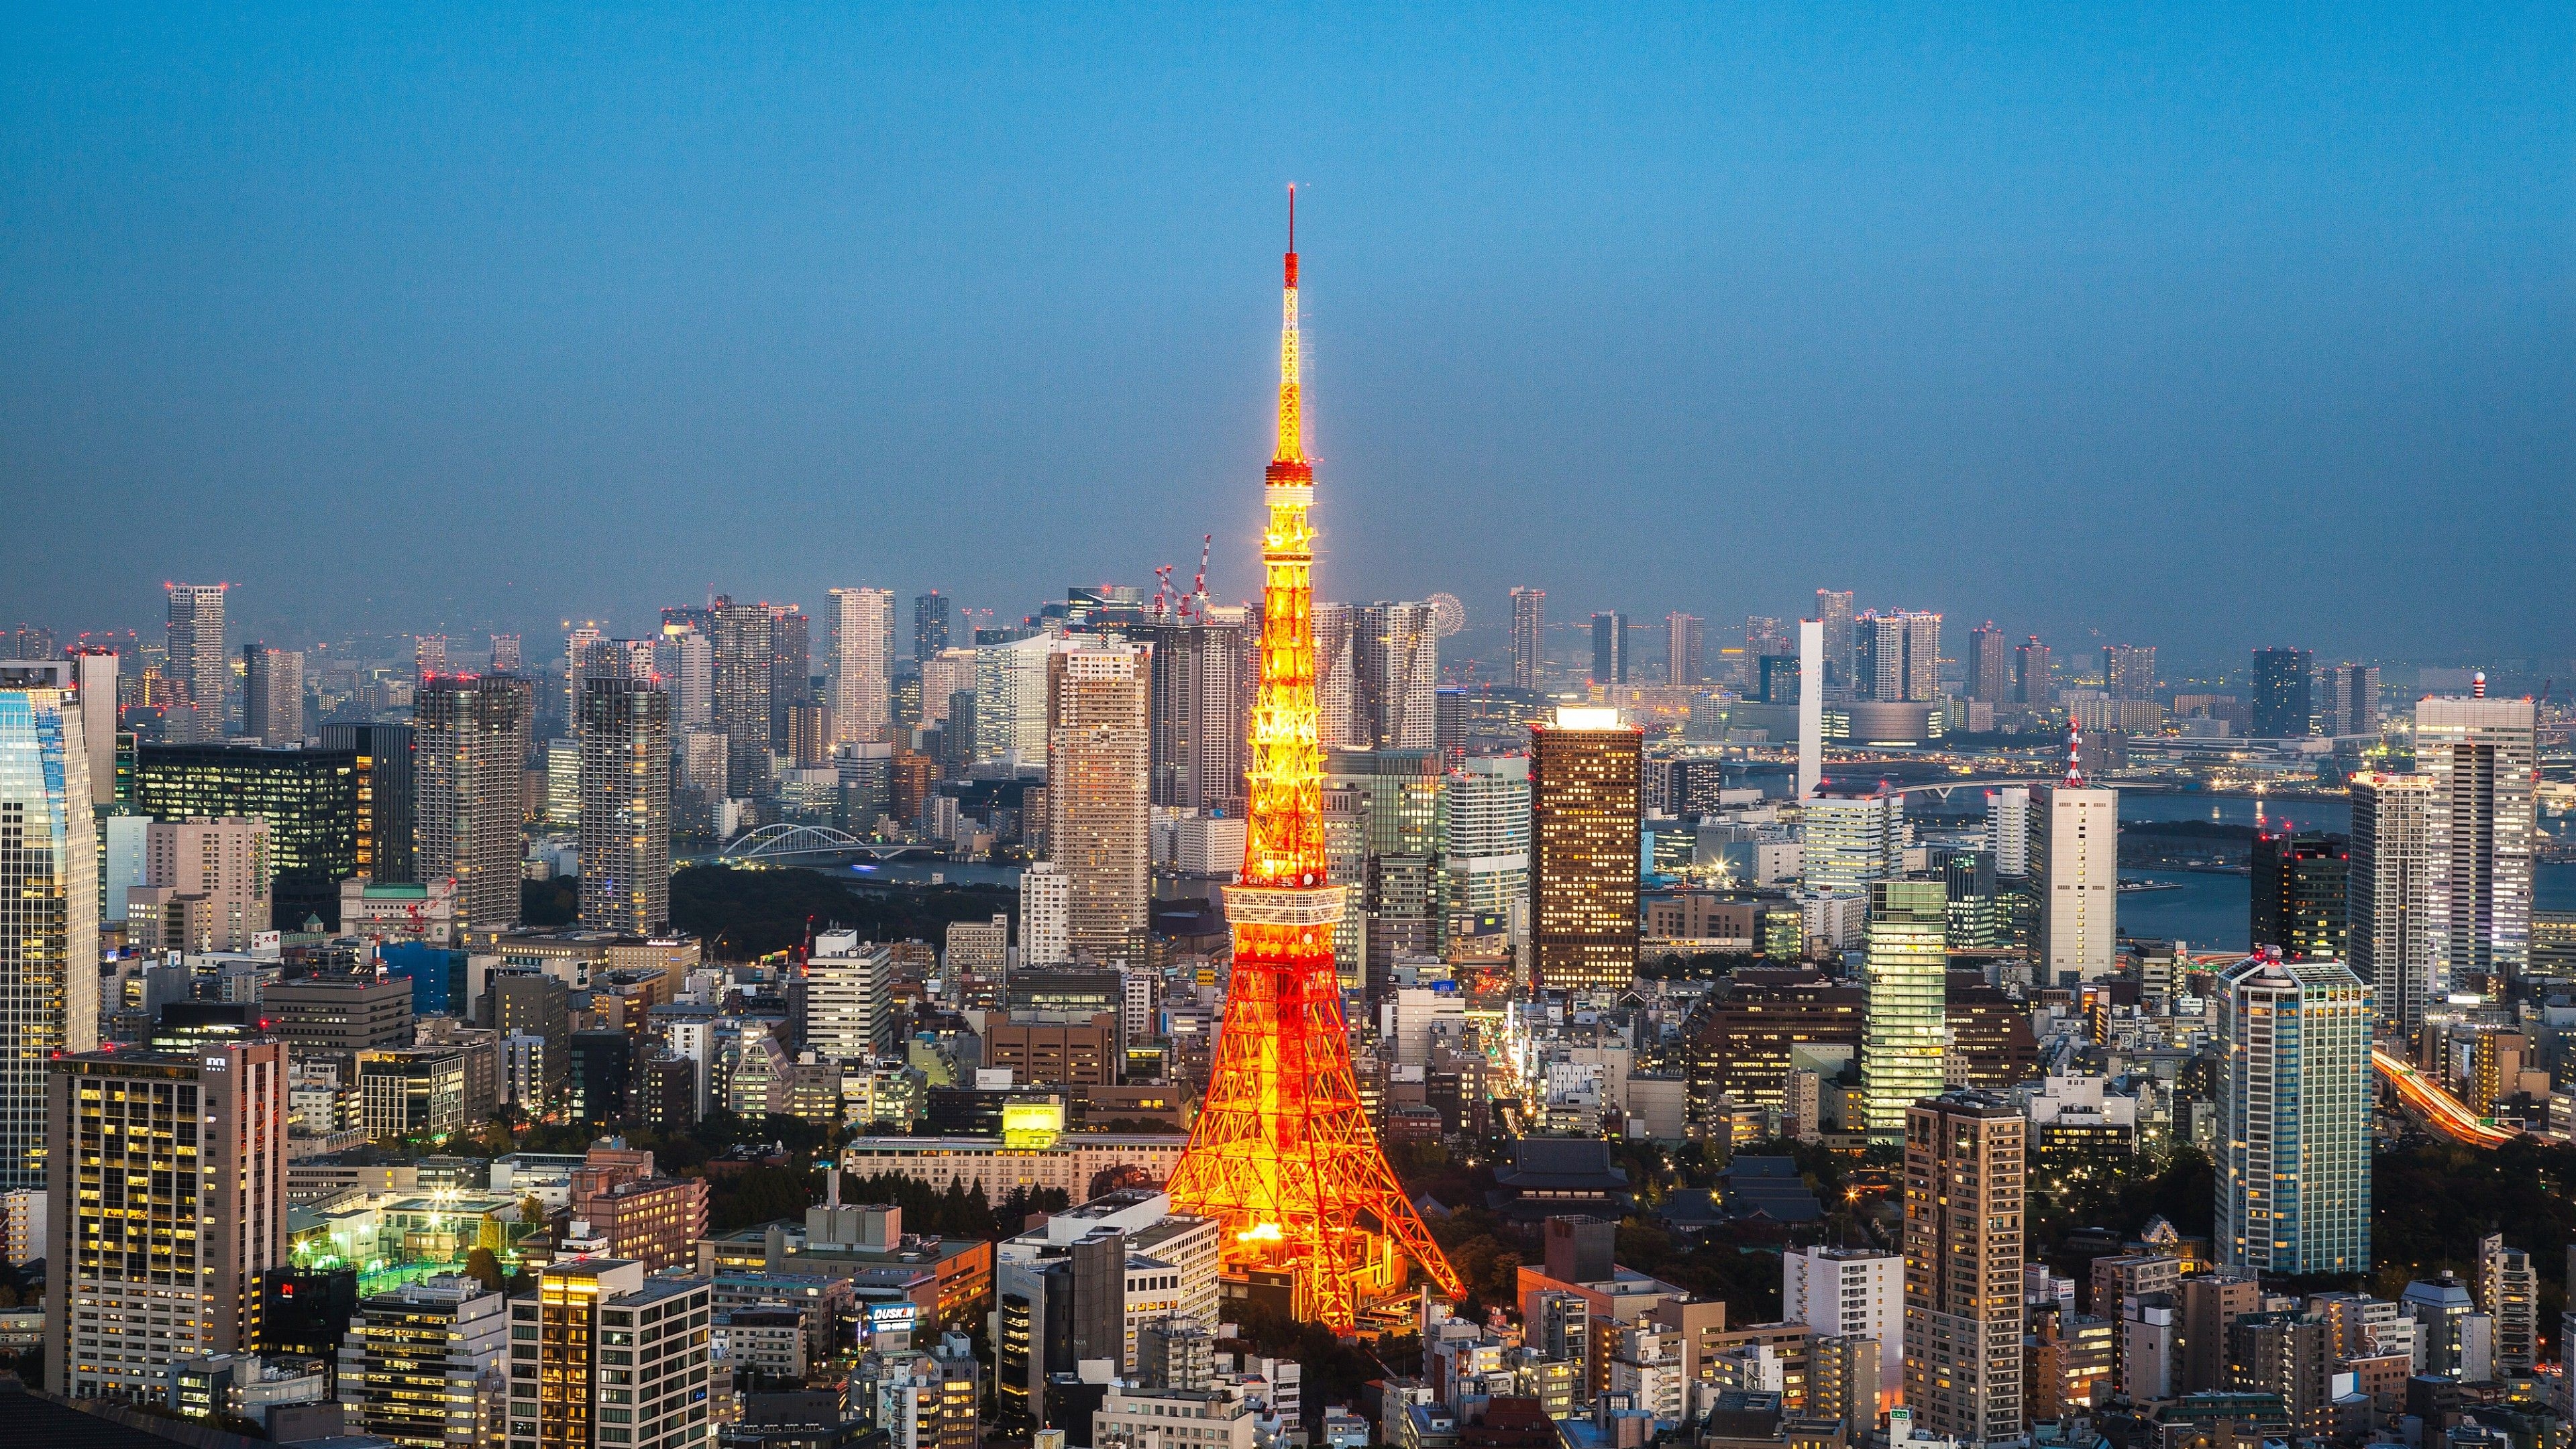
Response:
[1353, 602, 1438, 750]
[2415, 694, 2538, 991]
[1311, 602, 1359, 749]
[1968, 625, 2010, 704]
[914, 592, 953, 664]
[1589, 612, 1629, 687]
[125, 816, 272, 953]
[576, 678, 670, 936]
[1, 684, 98, 1190]
[2349, 772, 2437, 1036]
[2103, 645, 2157, 700]
[806, 930, 892, 1063]
[319, 722, 416, 883]
[46, 1040, 286, 1398]
[1510, 588, 1545, 691]
[2250, 648, 2314, 739]
[242, 646, 305, 745]
[767, 604, 809, 751]
[1020, 860, 1071, 969]
[1444, 755, 1531, 941]
[1902, 1091, 2026, 1446]
[1529, 708, 1642, 991]
[563, 623, 606, 725]
[1862, 879, 1948, 1137]
[2475, 1234, 2536, 1374]
[504, 1260, 712, 1449]
[920, 647, 978, 728]
[1784, 1246, 1902, 1393]
[2251, 830, 2347, 962]
[828, 586, 896, 745]
[2032, 783, 2118, 983]
[710, 597, 775, 797]
[653, 627, 714, 731]
[490, 634, 522, 672]
[1664, 613, 1703, 688]
[2216, 954, 2372, 1275]
[1984, 786, 2031, 879]
[62, 650, 119, 808]
[2318, 665, 2379, 737]
[1854, 611, 1941, 703]
[165, 582, 228, 742]
[1141, 616, 1254, 812]
[1803, 794, 1904, 892]
[977, 632, 1063, 765]
[339, 1273, 509, 1449]
[1328, 749, 1446, 975]
[1815, 590, 1854, 691]
[1047, 646, 1150, 965]
[416, 674, 533, 932]
[2016, 637, 2054, 707]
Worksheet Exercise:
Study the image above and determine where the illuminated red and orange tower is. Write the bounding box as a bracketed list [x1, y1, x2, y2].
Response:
[1163, 194, 1462, 1332]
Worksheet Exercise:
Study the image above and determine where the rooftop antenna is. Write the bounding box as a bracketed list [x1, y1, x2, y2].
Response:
[2064, 717, 2084, 788]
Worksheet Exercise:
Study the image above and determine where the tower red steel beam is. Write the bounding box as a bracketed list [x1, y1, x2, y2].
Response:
[1164, 191, 1464, 1332]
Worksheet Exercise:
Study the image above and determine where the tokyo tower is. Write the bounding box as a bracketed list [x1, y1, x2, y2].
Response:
[1163, 191, 1464, 1332]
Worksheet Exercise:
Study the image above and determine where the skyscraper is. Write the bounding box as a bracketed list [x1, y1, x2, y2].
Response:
[1444, 755, 1531, 943]
[2250, 648, 2314, 739]
[1589, 612, 1629, 687]
[1142, 615, 1254, 813]
[1801, 794, 1903, 892]
[489, 633, 522, 672]
[46, 1040, 286, 1397]
[577, 677, 670, 936]
[563, 621, 605, 724]
[1046, 645, 1150, 965]
[828, 586, 896, 745]
[2016, 636, 2055, 707]
[2415, 693, 2538, 992]
[1529, 707, 1642, 991]
[2251, 830, 2348, 962]
[2103, 644, 2157, 700]
[165, 582, 227, 742]
[2319, 664, 2379, 737]
[319, 722, 417, 883]
[1313, 602, 1358, 748]
[1510, 587, 1545, 691]
[1968, 624, 2010, 704]
[914, 590, 953, 663]
[414, 633, 449, 683]
[1903, 1091, 2026, 1445]
[2032, 781, 2118, 983]
[0, 682, 97, 1190]
[1862, 879, 1948, 1136]
[766, 602, 810, 750]
[1854, 611, 1941, 703]
[977, 631, 1063, 765]
[2349, 771, 2437, 1036]
[243, 645, 305, 745]
[2216, 953, 2373, 1275]
[1020, 859, 1070, 968]
[1815, 590, 1854, 691]
[1664, 612, 1703, 688]
[710, 597, 774, 797]
[1355, 601, 1437, 749]
[417, 673, 533, 931]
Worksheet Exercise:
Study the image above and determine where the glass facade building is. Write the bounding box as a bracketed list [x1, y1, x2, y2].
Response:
[134, 743, 362, 931]
[1862, 878, 1948, 1137]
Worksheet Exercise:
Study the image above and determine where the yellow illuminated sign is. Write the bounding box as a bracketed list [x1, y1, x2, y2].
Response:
[1000, 1100, 1063, 1150]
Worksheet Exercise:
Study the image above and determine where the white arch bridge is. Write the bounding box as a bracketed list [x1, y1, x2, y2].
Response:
[716, 824, 943, 862]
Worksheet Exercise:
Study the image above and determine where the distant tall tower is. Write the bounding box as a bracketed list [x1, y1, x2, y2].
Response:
[1354, 601, 1437, 749]
[2320, 663, 2380, 737]
[2216, 954, 2373, 1275]
[2032, 779, 2118, 983]
[1861, 878, 1947, 1136]
[0, 680, 98, 1189]
[828, 586, 896, 745]
[165, 582, 228, 741]
[1529, 707, 1643, 990]
[1509, 587, 1545, 692]
[1589, 612, 1629, 687]
[489, 633, 522, 672]
[244, 645, 306, 745]
[1903, 1092, 2027, 1445]
[2016, 636, 2055, 707]
[1312, 601, 1358, 748]
[1664, 612, 1703, 688]
[709, 598, 774, 798]
[766, 603, 809, 751]
[417, 673, 533, 930]
[1046, 645, 1150, 964]
[913, 591, 953, 664]
[1854, 610, 1941, 702]
[2104, 644, 2157, 700]
[1813, 590, 1854, 690]
[413, 633, 449, 683]
[2348, 771, 2437, 1036]
[2250, 647, 2314, 739]
[1968, 624, 2011, 704]
[564, 621, 606, 722]
[1142, 614, 1254, 813]
[2416, 694, 2538, 993]
[578, 676, 672, 935]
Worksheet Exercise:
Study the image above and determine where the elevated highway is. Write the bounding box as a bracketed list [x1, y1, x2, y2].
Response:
[2372, 1046, 2518, 1148]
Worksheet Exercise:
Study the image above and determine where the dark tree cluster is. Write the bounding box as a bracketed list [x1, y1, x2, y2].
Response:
[670, 864, 1012, 960]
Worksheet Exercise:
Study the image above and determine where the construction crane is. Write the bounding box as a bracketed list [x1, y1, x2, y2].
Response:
[1187, 533, 1213, 621]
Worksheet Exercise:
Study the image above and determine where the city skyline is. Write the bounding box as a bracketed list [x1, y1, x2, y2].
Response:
[7, 9, 2574, 660]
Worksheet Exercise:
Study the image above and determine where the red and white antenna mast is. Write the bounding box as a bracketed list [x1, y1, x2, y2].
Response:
[2064, 716, 2084, 788]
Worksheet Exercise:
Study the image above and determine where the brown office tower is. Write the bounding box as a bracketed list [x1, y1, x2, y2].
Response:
[1046, 645, 1150, 966]
[417, 672, 534, 931]
[1529, 707, 1643, 991]
[1903, 1091, 2025, 1445]
[46, 1041, 286, 1397]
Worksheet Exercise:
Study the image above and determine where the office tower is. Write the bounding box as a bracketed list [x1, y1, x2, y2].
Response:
[488, 633, 521, 672]
[165, 582, 228, 741]
[125, 816, 272, 953]
[828, 586, 896, 745]
[1796, 619, 1822, 798]
[576, 678, 670, 936]
[708, 596, 775, 796]
[56, 649, 117, 808]
[1589, 612, 1629, 686]
[653, 627, 714, 731]
[1312, 601, 1358, 748]
[1815, 590, 1854, 690]
[1984, 786, 2031, 878]
[45, 1040, 286, 1397]
[1854, 610, 1941, 702]
[1444, 755, 1530, 940]
[1510, 588, 1546, 690]
[2032, 781, 2118, 983]
[0, 684, 98, 1189]
[1862, 879, 1947, 1136]
[1529, 707, 1642, 991]
[1328, 749, 1446, 977]
[2249, 648, 2314, 738]
[243, 646, 305, 745]
[319, 722, 415, 883]
[765, 604, 809, 751]
[1943, 849, 2003, 950]
[1354, 602, 1438, 749]
[1968, 625, 2010, 704]
[1802, 794, 1902, 892]
[1047, 645, 1150, 965]
[1754, 653, 1803, 704]
[340, 1274, 508, 1448]
[2102, 645, 2157, 701]
[1020, 860, 1071, 968]
[135, 742, 364, 927]
[921, 647, 978, 728]
[1902, 1092, 2026, 1446]
[417, 674, 533, 931]
[2319, 664, 2379, 737]
[504, 1259, 712, 1449]
[1664, 613, 1703, 688]
[1743, 614, 1792, 662]
[562, 622, 605, 724]
[788, 700, 833, 768]
[978, 632, 1063, 765]
[806, 931, 892, 1062]
[1142, 616, 1254, 812]
[2251, 830, 2348, 961]
[2216, 954, 2373, 1275]
[2015, 636, 2054, 707]
[487, 971, 570, 1105]
[912, 591, 953, 665]
[2474, 1235, 2536, 1374]
[2416, 694, 2538, 992]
